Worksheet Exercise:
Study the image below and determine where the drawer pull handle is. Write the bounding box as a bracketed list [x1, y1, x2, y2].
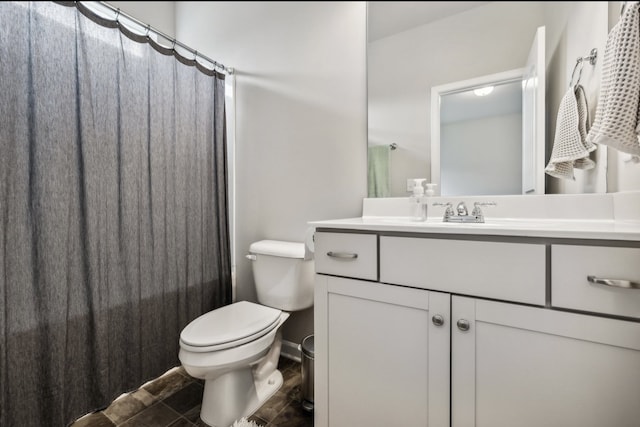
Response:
[587, 275, 640, 290]
[327, 251, 358, 259]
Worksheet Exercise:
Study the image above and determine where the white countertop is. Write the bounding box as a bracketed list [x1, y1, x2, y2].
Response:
[309, 216, 640, 241]
[309, 192, 640, 241]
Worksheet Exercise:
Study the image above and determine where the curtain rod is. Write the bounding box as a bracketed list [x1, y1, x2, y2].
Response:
[82, 1, 233, 75]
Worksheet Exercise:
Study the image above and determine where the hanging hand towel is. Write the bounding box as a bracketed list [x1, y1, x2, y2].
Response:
[585, 1, 640, 155]
[573, 85, 597, 170]
[545, 84, 596, 180]
[368, 145, 391, 197]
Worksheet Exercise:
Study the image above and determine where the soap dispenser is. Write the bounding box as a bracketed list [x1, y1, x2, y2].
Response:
[424, 183, 437, 220]
[409, 179, 427, 221]
[425, 183, 437, 198]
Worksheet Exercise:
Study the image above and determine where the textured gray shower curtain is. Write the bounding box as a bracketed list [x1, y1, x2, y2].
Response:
[0, 2, 232, 426]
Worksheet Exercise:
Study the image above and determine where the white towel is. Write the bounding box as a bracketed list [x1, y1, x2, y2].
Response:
[545, 84, 596, 180]
[585, 1, 640, 155]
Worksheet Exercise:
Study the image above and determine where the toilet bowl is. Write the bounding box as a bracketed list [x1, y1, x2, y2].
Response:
[178, 239, 314, 427]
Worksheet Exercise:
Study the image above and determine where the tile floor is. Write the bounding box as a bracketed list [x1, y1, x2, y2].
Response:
[69, 357, 313, 427]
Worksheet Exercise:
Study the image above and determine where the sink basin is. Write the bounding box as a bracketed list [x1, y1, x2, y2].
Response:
[371, 216, 573, 230]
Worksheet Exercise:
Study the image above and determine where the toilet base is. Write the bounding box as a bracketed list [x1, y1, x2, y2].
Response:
[245, 368, 283, 417]
[200, 368, 283, 427]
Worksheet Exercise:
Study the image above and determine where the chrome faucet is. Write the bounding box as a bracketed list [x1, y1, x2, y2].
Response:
[456, 202, 468, 216]
[434, 201, 497, 223]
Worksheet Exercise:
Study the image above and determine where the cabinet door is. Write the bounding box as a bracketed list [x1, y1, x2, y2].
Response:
[315, 275, 450, 427]
[452, 296, 640, 427]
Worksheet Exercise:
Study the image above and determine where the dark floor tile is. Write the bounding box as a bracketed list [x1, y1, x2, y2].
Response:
[143, 367, 194, 401]
[182, 405, 209, 426]
[183, 406, 270, 427]
[174, 366, 190, 378]
[76, 357, 303, 427]
[266, 400, 313, 427]
[279, 367, 301, 395]
[277, 357, 297, 372]
[248, 414, 269, 426]
[285, 385, 302, 405]
[253, 390, 290, 422]
[167, 416, 197, 427]
[103, 392, 149, 424]
[119, 402, 181, 427]
[162, 381, 204, 414]
[71, 411, 116, 427]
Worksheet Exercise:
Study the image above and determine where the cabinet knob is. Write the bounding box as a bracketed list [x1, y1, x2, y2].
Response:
[432, 314, 445, 326]
[457, 319, 470, 331]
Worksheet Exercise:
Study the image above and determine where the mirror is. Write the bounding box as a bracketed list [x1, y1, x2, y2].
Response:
[431, 26, 545, 197]
[367, 2, 609, 198]
[433, 72, 526, 196]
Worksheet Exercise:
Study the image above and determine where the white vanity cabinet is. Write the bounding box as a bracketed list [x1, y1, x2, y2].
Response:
[314, 275, 450, 427]
[313, 230, 640, 427]
[452, 296, 640, 427]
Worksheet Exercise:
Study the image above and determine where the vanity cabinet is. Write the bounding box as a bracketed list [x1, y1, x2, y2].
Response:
[314, 276, 450, 427]
[452, 296, 640, 427]
[314, 231, 640, 427]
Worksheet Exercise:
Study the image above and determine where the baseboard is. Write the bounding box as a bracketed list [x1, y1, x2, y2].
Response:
[280, 339, 302, 363]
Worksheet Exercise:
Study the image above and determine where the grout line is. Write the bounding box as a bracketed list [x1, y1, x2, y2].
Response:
[159, 402, 193, 427]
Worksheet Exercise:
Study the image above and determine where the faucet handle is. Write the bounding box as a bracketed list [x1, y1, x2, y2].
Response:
[433, 202, 454, 221]
[472, 201, 497, 219]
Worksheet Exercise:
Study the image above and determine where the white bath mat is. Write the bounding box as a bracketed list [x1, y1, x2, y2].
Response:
[231, 418, 263, 427]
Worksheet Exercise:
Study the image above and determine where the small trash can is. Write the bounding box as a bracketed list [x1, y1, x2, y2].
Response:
[300, 334, 314, 412]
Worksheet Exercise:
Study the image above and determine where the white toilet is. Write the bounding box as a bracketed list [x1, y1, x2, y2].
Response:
[178, 240, 314, 427]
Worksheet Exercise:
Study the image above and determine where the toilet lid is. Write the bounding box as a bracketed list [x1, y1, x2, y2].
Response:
[180, 301, 282, 348]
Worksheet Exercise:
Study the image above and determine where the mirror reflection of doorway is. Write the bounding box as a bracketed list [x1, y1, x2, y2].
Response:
[431, 26, 545, 197]
[440, 79, 522, 196]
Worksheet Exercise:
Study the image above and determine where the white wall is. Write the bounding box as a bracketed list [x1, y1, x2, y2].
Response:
[175, 2, 367, 344]
[544, 2, 608, 194]
[106, 2, 368, 344]
[368, 2, 546, 197]
[441, 114, 522, 196]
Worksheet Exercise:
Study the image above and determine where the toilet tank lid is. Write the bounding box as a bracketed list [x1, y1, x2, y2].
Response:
[249, 240, 305, 258]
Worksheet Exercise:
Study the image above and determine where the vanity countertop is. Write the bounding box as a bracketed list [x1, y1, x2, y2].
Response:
[309, 192, 640, 241]
[309, 216, 640, 241]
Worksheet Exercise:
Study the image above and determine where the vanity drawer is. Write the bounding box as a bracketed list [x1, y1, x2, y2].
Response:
[380, 236, 546, 305]
[314, 232, 378, 281]
[551, 245, 640, 319]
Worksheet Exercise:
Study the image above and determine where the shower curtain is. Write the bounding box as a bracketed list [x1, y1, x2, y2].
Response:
[0, 2, 232, 426]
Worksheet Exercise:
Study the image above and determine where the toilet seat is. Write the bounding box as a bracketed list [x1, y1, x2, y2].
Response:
[180, 301, 283, 353]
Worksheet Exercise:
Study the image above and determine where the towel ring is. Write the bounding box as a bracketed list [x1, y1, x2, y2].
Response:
[570, 60, 585, 87]
[569, 48, 597, 87]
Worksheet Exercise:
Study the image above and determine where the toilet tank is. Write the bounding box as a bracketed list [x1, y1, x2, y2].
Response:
[248, 240, 314, 311]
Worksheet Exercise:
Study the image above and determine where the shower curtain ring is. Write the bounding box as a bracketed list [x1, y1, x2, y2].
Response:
[144, 24, 151, 38]
[171, 39, 177, 51]
[114, 8, 120, 24]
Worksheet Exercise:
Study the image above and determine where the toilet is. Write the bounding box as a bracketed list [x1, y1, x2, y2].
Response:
[178, 240, 314, 427]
